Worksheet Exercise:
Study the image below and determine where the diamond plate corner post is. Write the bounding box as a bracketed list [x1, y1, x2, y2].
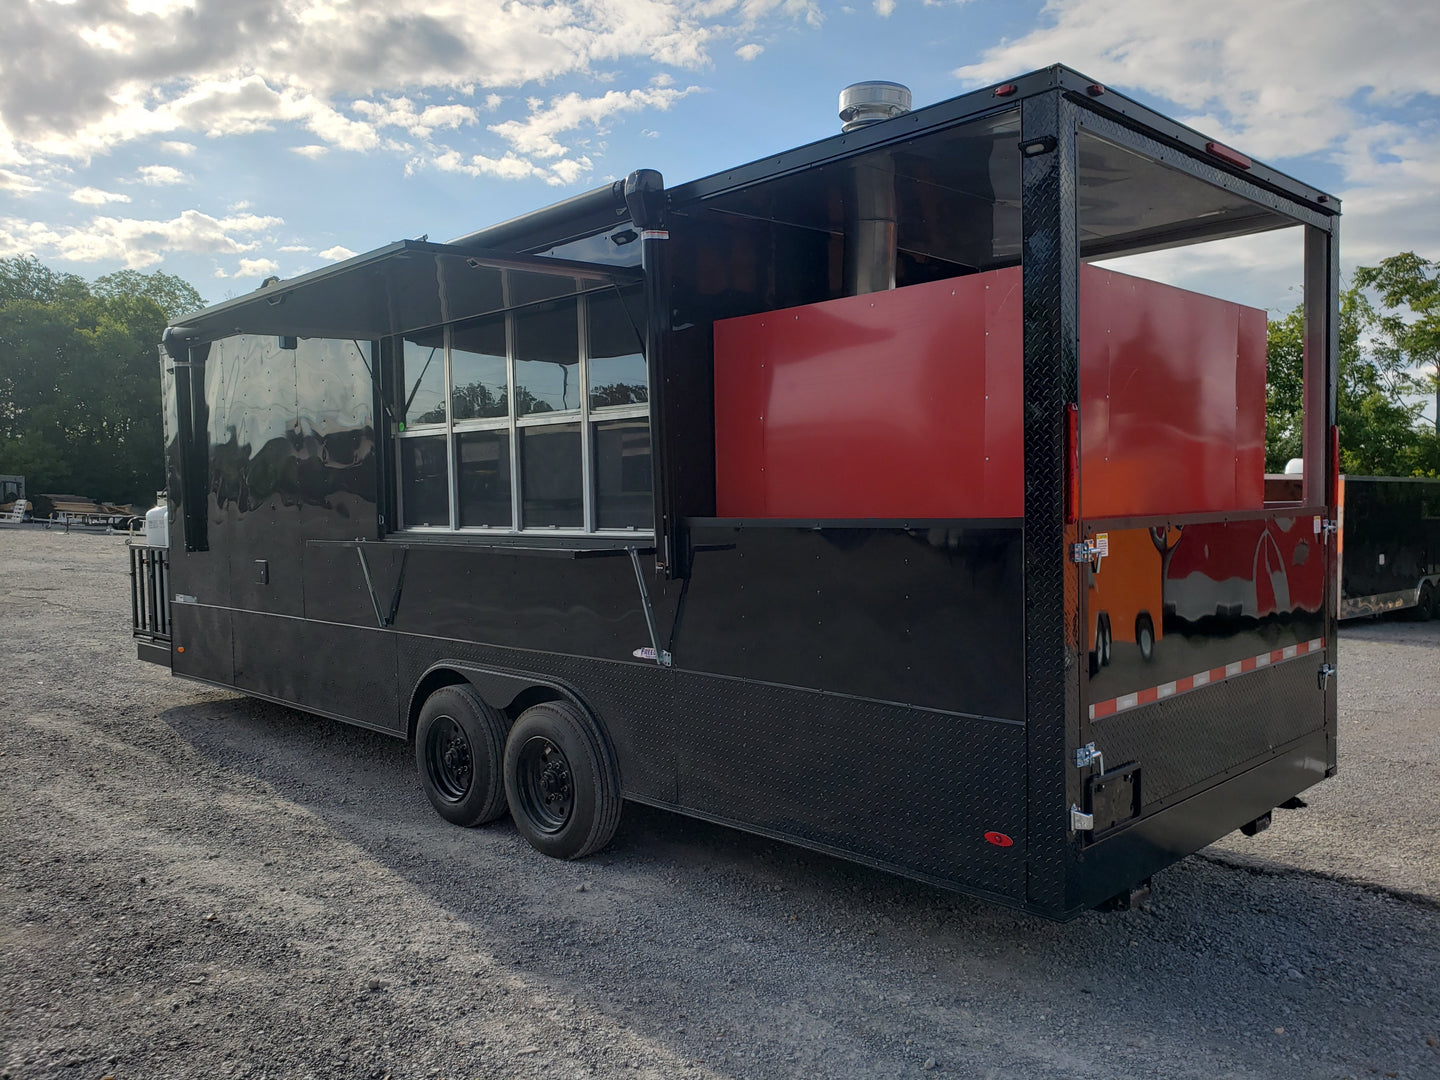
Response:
[1306, 216, 1342, 774]
[1020, 91, 1084, 915]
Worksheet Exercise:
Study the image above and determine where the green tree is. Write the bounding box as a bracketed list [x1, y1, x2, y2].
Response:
[1353, 252, 1440, 475]
[92, 268, 206, 322]
[1267, 270, 1439, 477]
[0, 255, 194, 507]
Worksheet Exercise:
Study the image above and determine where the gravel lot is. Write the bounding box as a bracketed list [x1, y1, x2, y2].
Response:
[2, 528, 1437, 1080]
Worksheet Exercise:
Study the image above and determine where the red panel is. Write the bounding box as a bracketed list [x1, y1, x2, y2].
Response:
[714, 270, 1023, 519]
[1234, 306, 1268, 507]
[1080, 266, 1267, 519]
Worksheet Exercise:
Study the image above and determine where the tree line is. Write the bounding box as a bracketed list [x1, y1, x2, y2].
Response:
[1, 251, 1436, 512]
[0, 256, 204, 510]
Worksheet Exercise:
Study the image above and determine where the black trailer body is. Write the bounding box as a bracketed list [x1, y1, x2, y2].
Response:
[132, 66, 1341, 919]
[1338, 475, 1440, 619]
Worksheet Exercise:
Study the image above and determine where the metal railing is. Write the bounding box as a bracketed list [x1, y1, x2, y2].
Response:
[129, 543, 170, 644]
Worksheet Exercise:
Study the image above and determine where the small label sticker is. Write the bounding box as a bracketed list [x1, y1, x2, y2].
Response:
[1094, 532, 1109, 557]
[1313, 516, 1321, 535]
[632, 647, 659, 660]
[174, 593, 197, 604]
[640, 229, 669, 241]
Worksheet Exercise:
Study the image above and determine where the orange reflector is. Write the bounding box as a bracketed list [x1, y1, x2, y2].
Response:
[176, 646, 185, 653]
[984, 831, 1014, 848]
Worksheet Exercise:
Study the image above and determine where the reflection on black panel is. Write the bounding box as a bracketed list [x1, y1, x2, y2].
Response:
[509, 270, 577, 307]
[515, 299, 579, 415]
[401, 331, 445, 426]
[594, 419, 652, 529]
[521, 424, 582, 527]
[587, 289, 648, 408]
[451, 316, 508, 420]
[457, 429, 512, 528]
[401, 435, 449, 527]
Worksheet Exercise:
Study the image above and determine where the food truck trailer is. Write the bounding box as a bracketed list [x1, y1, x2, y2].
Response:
[131, 65, 1341, 918]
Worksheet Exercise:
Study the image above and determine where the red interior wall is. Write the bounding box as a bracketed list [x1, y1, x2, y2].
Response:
[712, 265, 1266, 521]
[713, 269, 1024, 519]
[1079, 266, 1267, 518]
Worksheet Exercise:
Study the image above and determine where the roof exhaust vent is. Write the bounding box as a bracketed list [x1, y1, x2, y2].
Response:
[838, 81, 912, 133]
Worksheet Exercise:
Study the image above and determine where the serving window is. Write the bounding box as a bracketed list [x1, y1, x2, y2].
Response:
[394, 279, 651, 535]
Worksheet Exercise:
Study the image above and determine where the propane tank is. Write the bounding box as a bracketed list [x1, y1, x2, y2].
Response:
[144, 491, 169, 548]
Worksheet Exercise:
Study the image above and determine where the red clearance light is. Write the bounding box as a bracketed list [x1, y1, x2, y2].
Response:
[984, 831, 1014, 848]
[993, 83, 1018, 97]
[1087, 83, 1105, 96]
[1205, 141, 1252, 169]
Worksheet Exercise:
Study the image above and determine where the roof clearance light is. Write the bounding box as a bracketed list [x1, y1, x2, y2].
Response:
[993, 83, 1018, 97]
[1205, 141, 1253, 170]
[984, 831, 1015, 848]
[1087, 83, 1105, 96]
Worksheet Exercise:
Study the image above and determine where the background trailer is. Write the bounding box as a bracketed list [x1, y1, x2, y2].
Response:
[131, 66, 1341, 919]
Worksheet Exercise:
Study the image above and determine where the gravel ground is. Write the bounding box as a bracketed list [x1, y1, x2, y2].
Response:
[2, 528, 1437, 1080]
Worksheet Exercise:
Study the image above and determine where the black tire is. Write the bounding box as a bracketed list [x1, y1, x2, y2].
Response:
[1135, 612, 1156, 662]
[1416, 581, 1435, 622]
[1098, 613, 1113, 667]
[415, 684, 508, 827]
[503, 700, 621, 860]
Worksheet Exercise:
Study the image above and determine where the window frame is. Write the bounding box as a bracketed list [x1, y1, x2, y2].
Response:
[394, 276, 652, 538]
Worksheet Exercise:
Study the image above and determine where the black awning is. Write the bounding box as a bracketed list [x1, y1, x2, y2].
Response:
[164, 240, 641, 354]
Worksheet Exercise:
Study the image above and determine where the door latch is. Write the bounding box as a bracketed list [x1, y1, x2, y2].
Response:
[1069, 805, 1094, 832]
[1071, 533, 1108, 569]
[1075, 742, 1105, 772]
[1319, 519, 1338, 542]
[1317, 663, 1336, 691]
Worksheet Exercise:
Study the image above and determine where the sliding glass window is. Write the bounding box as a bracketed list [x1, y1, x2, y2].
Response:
[394, 278, 651, 535]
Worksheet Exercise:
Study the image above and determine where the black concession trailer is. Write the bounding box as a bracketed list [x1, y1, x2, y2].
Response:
[130, 66, 1342, 918]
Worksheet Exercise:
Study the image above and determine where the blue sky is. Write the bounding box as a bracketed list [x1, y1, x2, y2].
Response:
[1, 0, 1436, 320]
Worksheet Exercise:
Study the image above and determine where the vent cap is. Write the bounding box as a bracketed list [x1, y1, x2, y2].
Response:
[838, 81, 912, 133]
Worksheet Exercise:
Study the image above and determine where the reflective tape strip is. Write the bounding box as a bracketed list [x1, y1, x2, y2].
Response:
[1089, 638, 1325, 721]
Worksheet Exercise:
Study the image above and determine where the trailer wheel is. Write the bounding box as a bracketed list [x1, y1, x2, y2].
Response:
[1417, 581, 1435, 622]
[1098, 613, 1113, 667]
[504, 700, 621, 860]
[415, 684, 508, 827]
[1135, 613, 1155, 662]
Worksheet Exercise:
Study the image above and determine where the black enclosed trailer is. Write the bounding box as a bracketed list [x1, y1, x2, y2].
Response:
[1338, 476, 1440, 619]
[131, 65, 1342, 918]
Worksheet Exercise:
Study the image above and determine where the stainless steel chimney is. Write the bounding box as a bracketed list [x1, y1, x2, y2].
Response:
[838, 82, 911, 295]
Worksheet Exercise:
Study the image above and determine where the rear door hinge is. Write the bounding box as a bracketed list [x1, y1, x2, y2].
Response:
[1069, 805, 1094, 832]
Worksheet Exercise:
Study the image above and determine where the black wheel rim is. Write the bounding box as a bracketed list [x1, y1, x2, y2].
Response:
[426, 715, 473, 802]
[516, 735, 573, 834]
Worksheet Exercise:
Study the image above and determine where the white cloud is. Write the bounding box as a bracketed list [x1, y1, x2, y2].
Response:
[489, 87, 696, 161]
[160, 140, 196, 156]
[353, 97, 478, 139]
[736, 43, 764, 61]
[0, 0, 821, 169]
[70, 186, 131, 205]
[0, 209, 280, 268]
[290, 145, 328, 159]
[873, 0, 895, 15]
[137, 164, 188, 185]
[318, 245, 356, 260]
[0, 168, 41, 193]
[234, 257, 280, 278]
[278, 244, 312, 253]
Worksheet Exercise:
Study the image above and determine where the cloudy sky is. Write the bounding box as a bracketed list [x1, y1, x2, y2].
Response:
[1, 0, 1436, 310]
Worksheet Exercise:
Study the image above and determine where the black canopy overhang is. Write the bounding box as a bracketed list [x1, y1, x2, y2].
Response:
[163, 240, 643, 356]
